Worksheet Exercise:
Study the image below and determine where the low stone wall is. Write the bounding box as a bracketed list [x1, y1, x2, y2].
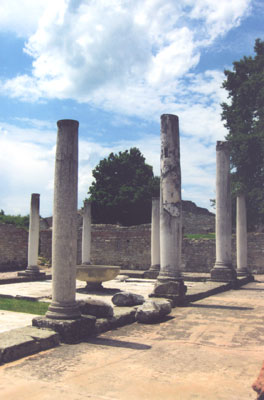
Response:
[0, 222, 262, 274]
[0, 224, 28, 271]
[39, 225, 264, 274]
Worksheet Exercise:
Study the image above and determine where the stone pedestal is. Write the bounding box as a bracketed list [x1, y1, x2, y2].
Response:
[210, 141, 237, 282]
[150, 114, 186, 304]
[46, 119, 81, 320]
[81, 200, 91, 265]
[18, 193, 45, 279]
[236, 194, 250, 276]
[144, 197, 160, 279]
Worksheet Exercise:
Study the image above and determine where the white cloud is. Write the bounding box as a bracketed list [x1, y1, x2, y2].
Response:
[0, 0, 53, 38]
[0, 0, 254, 215]
[0, 0, 252, 112]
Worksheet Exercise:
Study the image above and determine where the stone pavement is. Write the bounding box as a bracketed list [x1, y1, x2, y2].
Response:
[0, 273, 240, 333]
[0, 278, 263, 399]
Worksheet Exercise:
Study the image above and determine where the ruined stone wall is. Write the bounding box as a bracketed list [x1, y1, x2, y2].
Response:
[0, 218, 262, 274]
[0, 224, 28, 271]
[39, 226, 264, 274]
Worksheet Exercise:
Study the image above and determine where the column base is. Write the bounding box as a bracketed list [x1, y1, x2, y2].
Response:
[236, 269, 251, 277]
[210, 263, 237, 282]
[18, 266, 46, 280]
[46, 301, 81, 320]
[32, 315, 96, 344]
[149, 279, 187, 307]
[143, 264, 160, 279]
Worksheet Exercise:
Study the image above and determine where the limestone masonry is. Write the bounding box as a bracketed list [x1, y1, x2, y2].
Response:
[0, 204, 263, 274]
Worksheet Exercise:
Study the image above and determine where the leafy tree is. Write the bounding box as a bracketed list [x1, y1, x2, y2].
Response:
[0, 211, 29, 229]
[221, 38, 264, 229]
[87, 148, 160, 226]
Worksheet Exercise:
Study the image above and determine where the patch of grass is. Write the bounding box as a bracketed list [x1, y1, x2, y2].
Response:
[0, 297, 49, 315]
[184, 233, 215, 239]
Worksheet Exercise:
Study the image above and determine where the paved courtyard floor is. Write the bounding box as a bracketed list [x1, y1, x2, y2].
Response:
[0, 278, 263, 399]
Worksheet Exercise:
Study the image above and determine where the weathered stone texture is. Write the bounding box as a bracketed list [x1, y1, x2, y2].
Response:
[112, 292, 145, 306]
[78, 224, 151, 269]
[1, 216, 264, 274]
[135, 299, 171, 323]
[0, 224, 28, 271]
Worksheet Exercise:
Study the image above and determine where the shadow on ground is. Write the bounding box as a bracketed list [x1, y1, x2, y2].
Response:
[86, 337, 152, 350]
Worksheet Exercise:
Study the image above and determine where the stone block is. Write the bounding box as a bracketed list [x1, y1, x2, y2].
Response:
[32, 315, 96, 344]
[77, 299, 113, 318]
[94, 308, 136, 334]
[0, 326, 59, 364]
[149, 280, 187, 306]
[112, 292, 145, 306]
[210, 266, 237, 282]
[135, 300, 171, 324]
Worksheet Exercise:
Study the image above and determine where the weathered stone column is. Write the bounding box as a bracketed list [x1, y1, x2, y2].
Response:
[144, 197, 160, 279]
[150, 114, 186, 304]
[46, 120, 81, 320]
[236, 194, 250, 276]
[210, 141, 237, 282]
[82, 200, 91, 264]
[18, 193, 45, 278]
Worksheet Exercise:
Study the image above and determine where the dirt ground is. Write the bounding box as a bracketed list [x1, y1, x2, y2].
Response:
[0, 280, 263, 400]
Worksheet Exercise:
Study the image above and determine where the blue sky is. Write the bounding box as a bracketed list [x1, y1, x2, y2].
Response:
[0, 0, 263, 217]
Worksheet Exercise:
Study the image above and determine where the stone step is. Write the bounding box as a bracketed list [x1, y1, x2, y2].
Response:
[0, 326, 59, 364]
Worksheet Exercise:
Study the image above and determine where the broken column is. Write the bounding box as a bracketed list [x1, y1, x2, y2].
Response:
[18, 193, 45, 278]
[82, 200, 91, 264]
[210, 141, 237, 282]
[46, 119, 81, 320]
[150, 114, 186, 304]
[236, 194, 250, 276]
[144, 197, 160, 279]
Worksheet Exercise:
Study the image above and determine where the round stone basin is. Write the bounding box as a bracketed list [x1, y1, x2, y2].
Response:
[76, 264, 120, 288]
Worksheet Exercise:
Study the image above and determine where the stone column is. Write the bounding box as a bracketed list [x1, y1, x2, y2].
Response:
[18, 193, 45, 278]
[236, 194, 249, 276]
[46, 119, 81, 320]
[210, 141, 237, 282]
[144, 197, 160, 279]
[82, 200, 91, 264]
[151, 114, 186, 304]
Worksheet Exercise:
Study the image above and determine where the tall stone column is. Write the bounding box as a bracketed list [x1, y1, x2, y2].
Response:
[236, 194, 249, 276]
[18, 193, 45, 278]
[151, 114, 186, 304]
[144, 197, 160, 279]
[46, 120, 81, 320]
[211, 141, 237, 282]
[82, 200, 91, 265]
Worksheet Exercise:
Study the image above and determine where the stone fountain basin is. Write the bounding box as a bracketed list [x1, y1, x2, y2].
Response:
[76, 264, 120, 284]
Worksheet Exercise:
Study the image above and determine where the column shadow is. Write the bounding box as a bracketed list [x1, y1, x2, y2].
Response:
[189, 303, 253, 311]
[86, 337, 151, 350]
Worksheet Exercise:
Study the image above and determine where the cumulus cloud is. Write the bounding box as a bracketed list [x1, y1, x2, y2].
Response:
[0, 0, 251, 113]
[0, 0, 53, 37]
[0, 0, 254, 215]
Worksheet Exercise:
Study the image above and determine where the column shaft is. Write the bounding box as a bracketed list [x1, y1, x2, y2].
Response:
[82, 200, 91, 264]
[158, 114, 182, 281]
[150, 114, 186, 305]
[144, 197, 160, 278]
[236, 194, 249, 275]
[151, 197, 160, 269]
[46, 119, 80, 320]
[211, 141, 236, 281]
[27, 193, 40, 271]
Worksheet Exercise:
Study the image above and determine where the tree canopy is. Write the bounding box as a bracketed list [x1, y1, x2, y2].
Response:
[221, 38, 264, 229]
[87, 147, 160, 226]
